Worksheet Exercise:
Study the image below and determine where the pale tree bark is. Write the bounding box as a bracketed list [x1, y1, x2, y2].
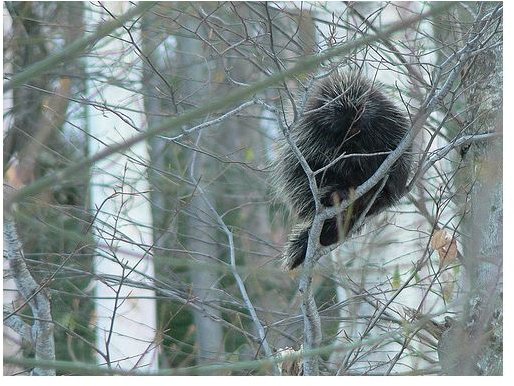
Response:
[87, 1, 157, 371]
[437, 141, 502, 375]
[437, 4, 503, 374]
[3, 193, 55, 376]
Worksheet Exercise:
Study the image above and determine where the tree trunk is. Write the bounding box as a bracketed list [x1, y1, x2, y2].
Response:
[88, 1, 158, 371]
[437, 4, 503, 374]
[172, 5, 225, 364]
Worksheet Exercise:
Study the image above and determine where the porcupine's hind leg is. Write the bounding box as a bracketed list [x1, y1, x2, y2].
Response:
[282, 218, 344, 270]
[283, 189, 359, 270]
[318, 189, 353, 246]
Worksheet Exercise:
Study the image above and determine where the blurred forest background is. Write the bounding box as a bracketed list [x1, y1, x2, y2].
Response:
[3, 1, 502, 376]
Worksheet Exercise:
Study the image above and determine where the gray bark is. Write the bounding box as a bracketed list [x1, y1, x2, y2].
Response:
[3, 199, 55, 376]
[437, 4, 503, 375]
[173, 6, 225, 364]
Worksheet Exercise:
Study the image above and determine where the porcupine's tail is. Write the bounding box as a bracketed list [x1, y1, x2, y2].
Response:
[282, 218, 342, 270]
[282, 222, 310, 270]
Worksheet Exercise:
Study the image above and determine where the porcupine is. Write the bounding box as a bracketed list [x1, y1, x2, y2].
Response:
[272, 71, 412, 270]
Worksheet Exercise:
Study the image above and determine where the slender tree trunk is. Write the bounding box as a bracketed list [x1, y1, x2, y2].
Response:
[171, 6, 225, 364]
[87, 1, 158, 371]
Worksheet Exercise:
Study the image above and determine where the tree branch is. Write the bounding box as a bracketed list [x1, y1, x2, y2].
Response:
[3, 200, 55, 376]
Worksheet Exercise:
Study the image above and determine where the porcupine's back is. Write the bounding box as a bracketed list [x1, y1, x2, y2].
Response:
[271, 72, 411, 270]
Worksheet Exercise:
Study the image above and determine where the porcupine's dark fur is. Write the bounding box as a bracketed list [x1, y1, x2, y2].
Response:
[272, 72, 412, 270]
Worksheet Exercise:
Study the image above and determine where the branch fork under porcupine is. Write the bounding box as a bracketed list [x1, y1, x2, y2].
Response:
[271, 71, 412, 270]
